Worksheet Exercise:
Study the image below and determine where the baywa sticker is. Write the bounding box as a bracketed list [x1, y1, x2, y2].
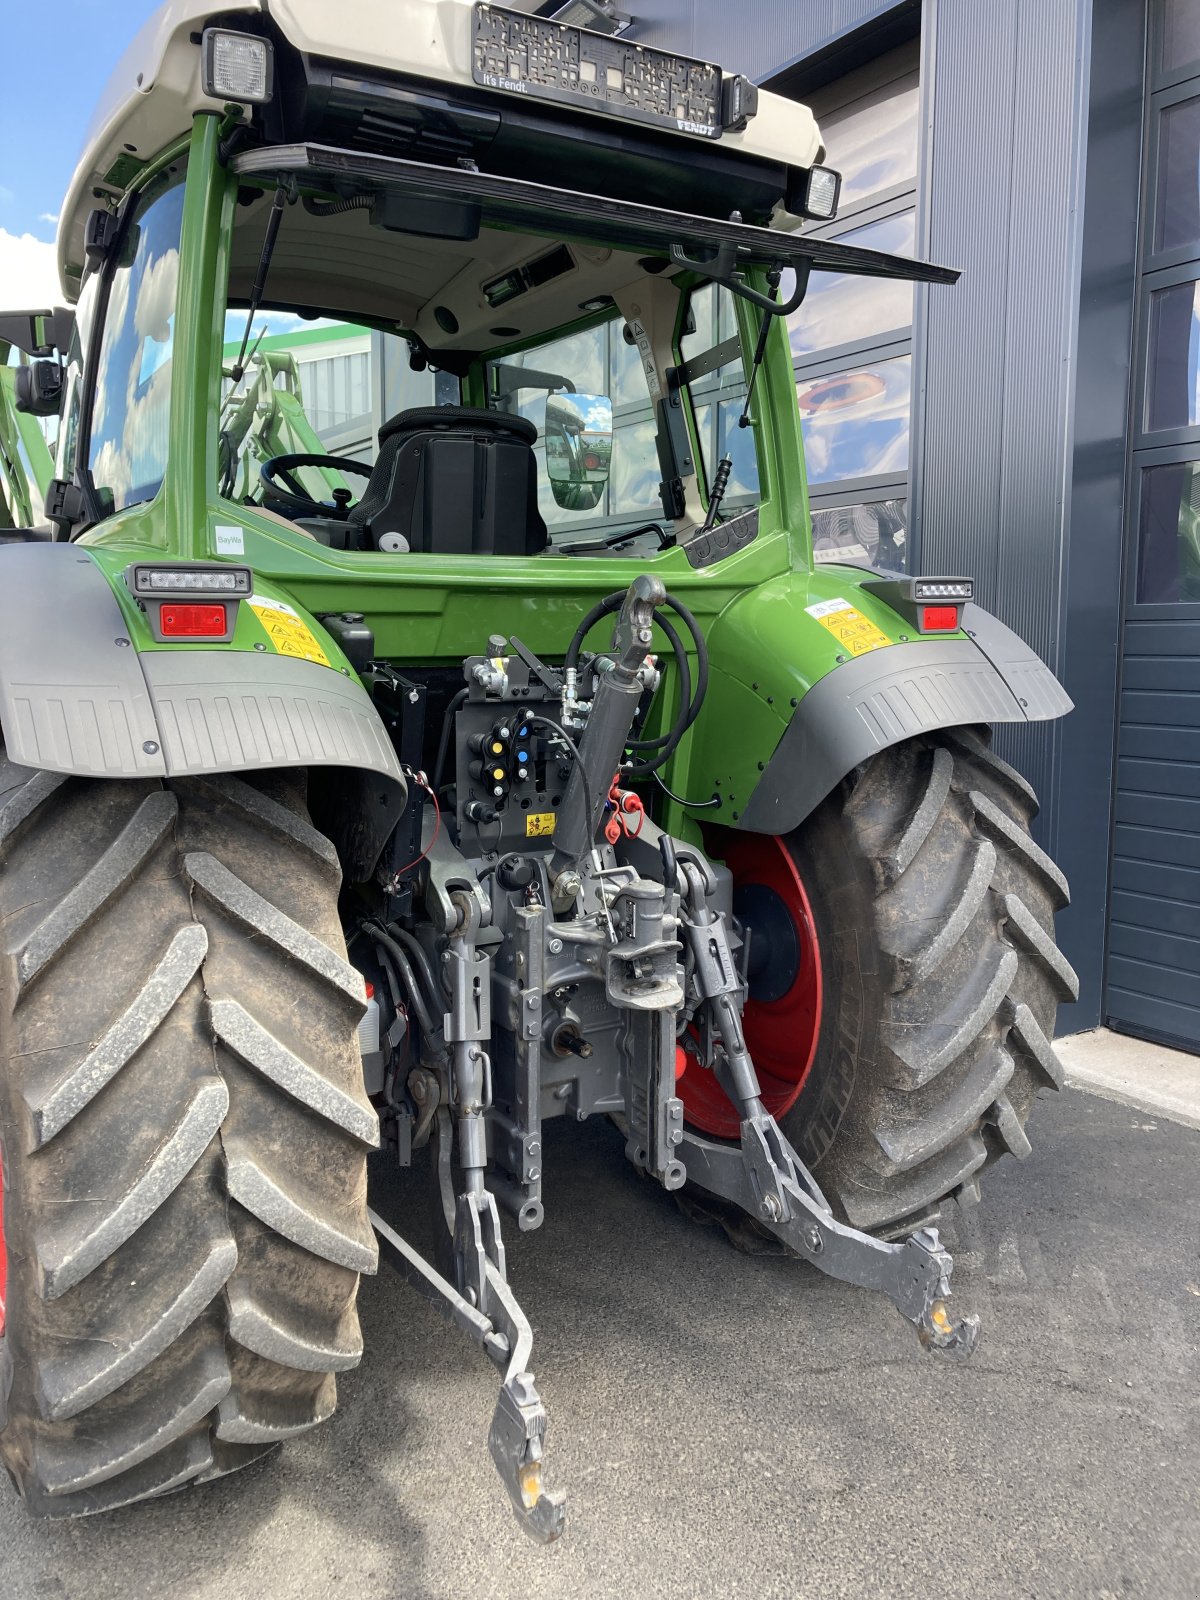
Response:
[249, 594, 330, 667]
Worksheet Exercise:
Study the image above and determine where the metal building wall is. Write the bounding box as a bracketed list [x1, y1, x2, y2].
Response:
[623, 0, 1114, 1022]
[627, 1, 904, 80]
[913, 0, 1091, 833]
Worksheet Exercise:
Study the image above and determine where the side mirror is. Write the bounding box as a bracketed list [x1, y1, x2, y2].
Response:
[544, 392, 613, 512]
[14, 360, 64, 417]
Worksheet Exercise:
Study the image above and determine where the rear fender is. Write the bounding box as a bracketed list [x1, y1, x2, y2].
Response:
[0, 542, 406, 872]
[736, 603, 1071, 834]
[685, 566, 1071, 835]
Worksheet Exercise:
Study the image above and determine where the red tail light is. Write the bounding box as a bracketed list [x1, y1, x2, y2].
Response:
[159, 602, 228, 638]
[920, 604, 959, 632]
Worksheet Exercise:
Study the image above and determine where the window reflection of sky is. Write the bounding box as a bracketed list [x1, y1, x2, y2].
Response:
[799, 355, 911, 484]
[1147, 278, 1200, 430]
[1155, 95, 1200, 256]
[785, 211, 915, 357]
[819, 72, 919, 208]
[89, 182, 186, 512]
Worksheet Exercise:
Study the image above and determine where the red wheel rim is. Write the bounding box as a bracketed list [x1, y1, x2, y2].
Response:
[677, 832, 823, 1139]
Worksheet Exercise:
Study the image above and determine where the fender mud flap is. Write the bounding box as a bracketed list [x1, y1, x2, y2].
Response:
[740, 632, 1072, 835]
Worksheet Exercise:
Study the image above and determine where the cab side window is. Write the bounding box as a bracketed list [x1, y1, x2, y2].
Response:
[87, 173, 186, 515]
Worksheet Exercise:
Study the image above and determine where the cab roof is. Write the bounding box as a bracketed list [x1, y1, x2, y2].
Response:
[57, 0, 823, 302]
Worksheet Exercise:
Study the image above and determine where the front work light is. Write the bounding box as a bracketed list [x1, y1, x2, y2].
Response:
[201, 29, 274, 104]
[799, 165, 842, 221]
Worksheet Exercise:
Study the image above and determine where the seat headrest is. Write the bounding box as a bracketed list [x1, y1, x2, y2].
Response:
[378, 405, 538, 447]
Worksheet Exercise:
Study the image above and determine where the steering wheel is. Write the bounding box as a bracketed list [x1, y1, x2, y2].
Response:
[259, 453, 373, 521]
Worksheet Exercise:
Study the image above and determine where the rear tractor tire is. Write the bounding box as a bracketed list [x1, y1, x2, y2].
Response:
[684, 727, 1078, 1239]
[0, 755, 378, 1516]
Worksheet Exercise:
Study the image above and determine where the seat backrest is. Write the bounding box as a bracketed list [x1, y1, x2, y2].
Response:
[348, 406, 548, 556]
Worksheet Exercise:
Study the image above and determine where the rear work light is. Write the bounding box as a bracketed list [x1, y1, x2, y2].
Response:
[861, 573, 973, 636]
[160, 603, 228, 638]
[201, 29, 274, 104]
[798, 165, 841, 221]
[125, 562, 249, 644]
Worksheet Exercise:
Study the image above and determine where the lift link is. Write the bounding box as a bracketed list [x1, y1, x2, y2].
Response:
[369, 1202, 566, 1543]
[674, 859, 980, 1359]
[439, 891, 568, 1540]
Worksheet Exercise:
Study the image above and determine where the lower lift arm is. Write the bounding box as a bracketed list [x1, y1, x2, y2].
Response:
[672, 847, 978, 1357]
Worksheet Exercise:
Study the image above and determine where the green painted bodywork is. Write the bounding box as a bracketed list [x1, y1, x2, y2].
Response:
[76, 115, 965, 840]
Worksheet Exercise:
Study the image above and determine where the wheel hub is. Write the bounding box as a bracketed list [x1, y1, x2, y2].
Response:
[676, 832, 824, 1140]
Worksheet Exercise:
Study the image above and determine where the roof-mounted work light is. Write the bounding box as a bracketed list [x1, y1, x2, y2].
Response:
[797, 165, 842, 222]
[201, 29, 275, 104]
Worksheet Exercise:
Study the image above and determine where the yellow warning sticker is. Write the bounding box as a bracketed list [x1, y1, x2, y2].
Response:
[249, 595, 330, 667]
[525, 812, 556, 838]
[805, 596, 891, 657]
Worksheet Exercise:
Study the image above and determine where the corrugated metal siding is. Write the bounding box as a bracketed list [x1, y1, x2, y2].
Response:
[1053, 0, 1145, 1029]
[627, 1, 901, 81]
[915, 0, 1089, 814]
[1108, 616, 1200, 1041]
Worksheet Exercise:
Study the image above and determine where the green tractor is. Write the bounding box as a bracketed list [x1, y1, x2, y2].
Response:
[0, 0, 1077, 1539]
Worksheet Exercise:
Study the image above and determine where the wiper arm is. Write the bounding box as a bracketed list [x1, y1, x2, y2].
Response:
[700, 264, 808, 534]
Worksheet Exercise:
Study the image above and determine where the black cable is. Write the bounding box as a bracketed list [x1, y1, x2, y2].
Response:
[303, 193, 373, 218]
[526, 714, 596, 830]
[563, 592, 622, 674]
[231, 184, 288, 383]
[626, 596, 709, 776]
[652, 771, 722, 810]
[384, 923, 443, 1012]
[363, 921, 439, 1042]
[625, 610, 691, 753]
[432, 687, 468, 794]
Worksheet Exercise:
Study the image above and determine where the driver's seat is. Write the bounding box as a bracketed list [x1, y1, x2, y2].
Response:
[347, 406, 548, 556]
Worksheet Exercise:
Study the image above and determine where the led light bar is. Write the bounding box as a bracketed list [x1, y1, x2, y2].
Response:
[913, 578, 973, 601]
[201, 29, 275, 105]
[130, 564, 252, 597]
[861, 572, 974, 636]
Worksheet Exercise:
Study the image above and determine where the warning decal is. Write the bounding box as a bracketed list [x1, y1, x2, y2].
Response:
[525, 812, 556, 838]
[249, 594, 330, 667]
[805, 596, 891, 657]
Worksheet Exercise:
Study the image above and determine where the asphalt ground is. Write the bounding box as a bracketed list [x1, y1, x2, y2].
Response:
[2, 1086, 1198, 1600]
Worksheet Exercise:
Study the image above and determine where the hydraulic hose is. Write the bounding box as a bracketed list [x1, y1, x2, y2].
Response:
[385, 923, 444, 1011]
[363, 920, 440, 1043]
[432, 687, 468, 794]
[564, 590, 709, 776]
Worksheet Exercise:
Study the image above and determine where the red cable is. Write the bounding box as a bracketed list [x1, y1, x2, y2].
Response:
[388, 768, 441, 885]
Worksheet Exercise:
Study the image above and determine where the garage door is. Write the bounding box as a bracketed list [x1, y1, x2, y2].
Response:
[1105, 10, 1200, 1051]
